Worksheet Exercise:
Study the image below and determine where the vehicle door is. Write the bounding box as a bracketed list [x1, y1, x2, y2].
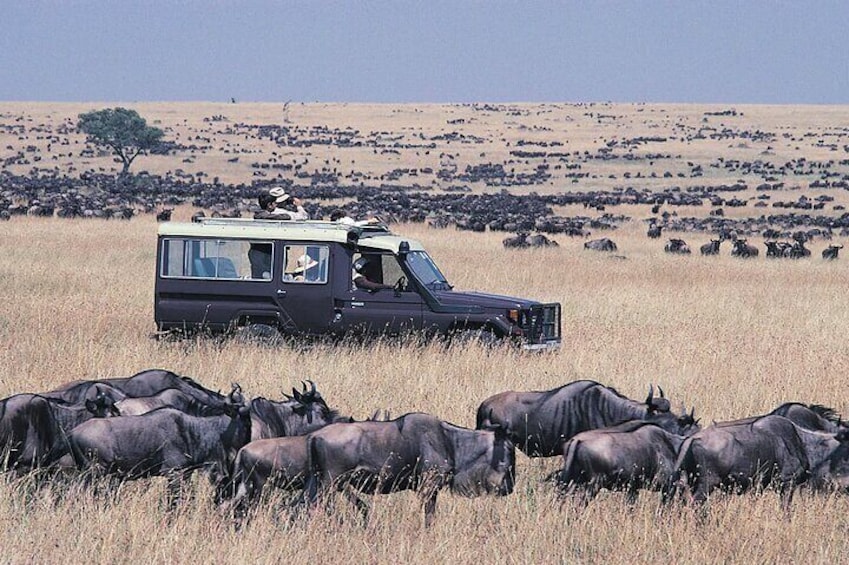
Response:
[340, 252, 424, 335]
[273, 243, 335, 335]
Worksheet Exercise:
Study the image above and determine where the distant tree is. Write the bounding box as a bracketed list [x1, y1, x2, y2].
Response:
[77, 107, 164, 175]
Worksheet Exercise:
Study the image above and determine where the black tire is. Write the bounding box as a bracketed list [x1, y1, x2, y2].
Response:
[236, 323, 282, 344]
[450, 327, 500, 347]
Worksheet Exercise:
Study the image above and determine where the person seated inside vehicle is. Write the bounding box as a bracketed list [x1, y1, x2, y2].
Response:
[248, 242, 272, 279]
[291, 254, 319, 282]
[352, 256, 394, 292]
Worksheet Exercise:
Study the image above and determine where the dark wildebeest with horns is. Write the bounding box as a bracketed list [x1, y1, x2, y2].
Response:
[248, 380, 351, 441]
[557, 418, 697, 503]
[0, 388, 119, 472]
[302, 412, 515, 527]
[647, 223, 663, 239]
[764, 240, 791, 258]
[700, 239, 721, 256]
[44, 369, 225, 406]
[68, 386, 251, 505]
[664, 238, 691, 255]
[731, 238, 759, 258]
[584, 238, 617, 252]
[668, 415, 849, 510]
[822, 244, 843, 260]
[475, 381, 694, 457]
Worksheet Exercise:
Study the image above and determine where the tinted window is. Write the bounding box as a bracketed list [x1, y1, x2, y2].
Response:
[160, 238, 272, 281]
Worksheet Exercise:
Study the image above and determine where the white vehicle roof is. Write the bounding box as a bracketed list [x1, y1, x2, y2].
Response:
[157, 218, 426, 253]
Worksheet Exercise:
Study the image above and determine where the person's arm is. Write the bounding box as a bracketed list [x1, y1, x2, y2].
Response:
[354, 275, 393, 291]
[289, 206, 309, 220]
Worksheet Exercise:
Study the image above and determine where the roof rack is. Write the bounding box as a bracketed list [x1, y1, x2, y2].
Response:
[195, 217, 392, 234]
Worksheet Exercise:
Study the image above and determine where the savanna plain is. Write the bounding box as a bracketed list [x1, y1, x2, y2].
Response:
[2, 102, 849, 564]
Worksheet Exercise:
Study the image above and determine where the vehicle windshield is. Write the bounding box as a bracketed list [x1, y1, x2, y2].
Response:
[405, 251, 452, 291]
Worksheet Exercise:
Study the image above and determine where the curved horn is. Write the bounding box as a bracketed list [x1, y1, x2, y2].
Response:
[301, 381, 308, 393]
[658, 385, 665, 399]
[645, 384, 654, 405]
[281, 390, 293, 400]
[308, 380, 317, 395]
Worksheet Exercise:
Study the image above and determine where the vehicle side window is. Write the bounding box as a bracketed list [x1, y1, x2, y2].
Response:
[351, 252, 407, 289]
[283, 244, 329, 284]
[160, 238, 272, 281]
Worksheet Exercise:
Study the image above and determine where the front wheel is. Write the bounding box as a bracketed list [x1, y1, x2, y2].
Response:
[449, 327, 500, 348]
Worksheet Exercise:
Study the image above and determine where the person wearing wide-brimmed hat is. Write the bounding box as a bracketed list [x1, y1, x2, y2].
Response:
[291, 254, 320, 282]
[269, 187, 309, 220]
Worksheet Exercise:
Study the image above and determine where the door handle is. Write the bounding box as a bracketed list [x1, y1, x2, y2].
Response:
[276, 289, 286, 296]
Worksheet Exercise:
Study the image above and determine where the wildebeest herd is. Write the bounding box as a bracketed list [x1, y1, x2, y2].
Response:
[3, 369, 848, 526]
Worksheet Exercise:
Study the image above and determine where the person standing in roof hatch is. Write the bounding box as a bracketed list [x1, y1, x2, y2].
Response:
[269, 187, 309, 220]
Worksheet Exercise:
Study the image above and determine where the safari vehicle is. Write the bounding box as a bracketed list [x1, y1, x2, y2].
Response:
[154, 218, 561, 350]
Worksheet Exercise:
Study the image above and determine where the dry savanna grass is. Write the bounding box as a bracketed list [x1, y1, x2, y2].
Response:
[2, 214, 849, 564]
[2, 102, 849, 563]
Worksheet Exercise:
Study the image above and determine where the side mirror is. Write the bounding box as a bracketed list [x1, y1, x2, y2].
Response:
[399, 240, 410, 256]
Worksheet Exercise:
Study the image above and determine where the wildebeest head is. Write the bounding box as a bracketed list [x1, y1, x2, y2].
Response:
[643, 385, 699, 435]
[84, 386, 121, 417]
[448, 420, 516, 497]
[644, 385, 670, 413]
[283, 380, 330, 424]
[250, 380, 344, 440]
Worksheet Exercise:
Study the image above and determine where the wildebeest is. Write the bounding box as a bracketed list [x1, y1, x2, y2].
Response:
[45, 369, 224, 406]
[476, 381, 697, 457]
[0, 389, 119, 472]
[716, 402, 846, 434]
[248, 381, 350, 441]
[302, 413, 515, 527]
[764, 240, 791, 258]
[526, 233, 558, 247]
[502, 232, 529, 249]
[664, 238, 691, 254]
[68, 387, 251, 505]
[584, 238, 617, 252]
[557, 419, 694, 503]
[699, 239, 721, 256]
[229, 409, 391, 515]
[822, 244, 843, 260]
[114, 384, 237, 416]
[647, 223, 663, 239]
[786, 240, 811, 259]
[731, 238, 759, 258]
[670, 415, 849, 509]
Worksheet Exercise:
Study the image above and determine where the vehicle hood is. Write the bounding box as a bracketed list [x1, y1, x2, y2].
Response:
[431, 290, 540, 311]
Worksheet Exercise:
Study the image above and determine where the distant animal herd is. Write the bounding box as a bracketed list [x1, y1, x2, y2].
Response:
[3, 370, 848, 526]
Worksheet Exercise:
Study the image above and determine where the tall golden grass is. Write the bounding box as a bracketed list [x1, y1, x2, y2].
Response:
[2, 214, 849, 563]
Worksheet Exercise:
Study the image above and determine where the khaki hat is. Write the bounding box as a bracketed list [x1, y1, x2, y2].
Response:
[269, 186, 291, 203]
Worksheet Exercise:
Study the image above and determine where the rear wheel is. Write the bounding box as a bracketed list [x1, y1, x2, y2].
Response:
[236, 323, 282, 344]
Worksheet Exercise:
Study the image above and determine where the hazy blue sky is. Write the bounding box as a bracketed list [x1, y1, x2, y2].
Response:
[3, 1, 847, 104]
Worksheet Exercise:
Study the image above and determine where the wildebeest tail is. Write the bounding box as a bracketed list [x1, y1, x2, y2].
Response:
[301, 436, 323, 505]
[558, 438, 582, 491]
[663, 437, 695, 504]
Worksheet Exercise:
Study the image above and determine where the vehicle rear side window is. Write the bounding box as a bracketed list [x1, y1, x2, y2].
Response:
[283, 244, 329, 284]
[160, 238, 273, 281]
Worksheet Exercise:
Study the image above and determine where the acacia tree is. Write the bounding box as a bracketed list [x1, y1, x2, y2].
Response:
[77, 107, 164, 175]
